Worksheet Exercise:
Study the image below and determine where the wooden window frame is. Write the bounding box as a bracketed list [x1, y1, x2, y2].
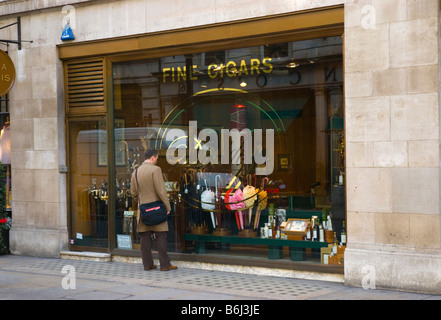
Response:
[58, 6, 344, 61]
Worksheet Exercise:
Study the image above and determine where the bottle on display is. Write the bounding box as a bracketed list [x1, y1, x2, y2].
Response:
[332, 232, 338, 255]
[321, 209, 328, 230]
[341, 220, 347, 246]
[313, 220, 319, 241]
[277, 219, 282, 239]
[267, 214, 272, 238]
[339, 171, 344, 185]
[327, 214, 333, 231]
[264, 223, 269, 239]
[268, 203, 275, 223]
[319, 223, 324, 242]
[269, 219, 274, 239]
[306, 221, 312, 241]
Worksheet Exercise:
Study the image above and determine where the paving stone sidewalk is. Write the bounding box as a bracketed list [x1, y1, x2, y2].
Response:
[0, 254, 439, 301]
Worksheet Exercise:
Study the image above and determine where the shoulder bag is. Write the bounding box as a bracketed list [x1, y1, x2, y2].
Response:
[135, 168, 168, 226]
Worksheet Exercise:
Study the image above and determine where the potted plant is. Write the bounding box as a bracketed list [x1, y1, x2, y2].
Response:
[0, 162, 9, 255]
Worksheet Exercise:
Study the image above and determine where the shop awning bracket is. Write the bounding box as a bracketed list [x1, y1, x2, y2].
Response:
[0, 17, 33, 50]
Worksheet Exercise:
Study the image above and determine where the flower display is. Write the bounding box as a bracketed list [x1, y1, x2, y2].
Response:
[243, 185, 258, 228]
[227, 188, 245, 230]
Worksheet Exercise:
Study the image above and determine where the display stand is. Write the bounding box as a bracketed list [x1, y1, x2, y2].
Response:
[212, 227, 231, 236]
[184, 233, 329, 260]
[238, 229, 257, 238]
[190, 225, 209, 235]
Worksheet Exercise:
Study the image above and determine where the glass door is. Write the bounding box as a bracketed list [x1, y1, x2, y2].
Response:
[68, 117, 109, 248]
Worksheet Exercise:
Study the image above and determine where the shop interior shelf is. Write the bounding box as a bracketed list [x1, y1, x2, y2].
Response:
[184, 233, 327, 248]
[184, 233, 329, 261]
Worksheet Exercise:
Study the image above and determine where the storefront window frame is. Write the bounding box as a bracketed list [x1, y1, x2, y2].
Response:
[62, 7, 345, 271]
[66, 115, 111, 252]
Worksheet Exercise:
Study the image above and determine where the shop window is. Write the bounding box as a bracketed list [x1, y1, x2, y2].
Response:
[111, 35, 345, 264]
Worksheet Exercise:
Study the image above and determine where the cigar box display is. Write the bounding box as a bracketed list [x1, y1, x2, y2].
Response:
[328, 253, 344, 265]
[320, 243, 346, 265]
[320, 245, 332, 264]
[283, 219, 310, 240]
[327, 245, 346, 265]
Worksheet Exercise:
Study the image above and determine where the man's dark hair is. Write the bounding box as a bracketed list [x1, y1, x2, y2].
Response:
[145, 148, 158, 160]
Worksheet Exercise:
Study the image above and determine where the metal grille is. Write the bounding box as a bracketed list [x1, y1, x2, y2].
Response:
[66, 59, 105, 109]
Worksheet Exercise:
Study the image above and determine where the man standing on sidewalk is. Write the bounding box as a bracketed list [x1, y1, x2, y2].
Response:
[131, 148, 177, 271]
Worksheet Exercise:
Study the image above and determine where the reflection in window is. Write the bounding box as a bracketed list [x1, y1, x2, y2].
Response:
[68, 119, 108, 247]
[112, 36, 344, 261]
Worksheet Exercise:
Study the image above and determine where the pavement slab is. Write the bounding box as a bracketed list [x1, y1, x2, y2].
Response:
[0, 254, 439, 302]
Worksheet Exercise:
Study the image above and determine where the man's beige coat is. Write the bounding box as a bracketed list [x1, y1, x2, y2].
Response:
[131, 161, 171, 233]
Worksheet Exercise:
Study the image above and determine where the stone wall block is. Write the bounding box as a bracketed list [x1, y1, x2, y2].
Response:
[408, 140, 439, 167]
[390, 93, 439, 141]
[345, 96, 390, 142]
[346, 167, 392, 213]
[344, 24, 389, 72]
[34, 118, 58, 151]
[373, 141, 408, 168]
[391, 167, 439, 215]
[390, 17, 438, 68]
[346, 142, 374, 168]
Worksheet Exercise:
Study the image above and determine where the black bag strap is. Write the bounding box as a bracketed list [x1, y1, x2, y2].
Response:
[135, 168, 139, 205]
[134, 166, 152, 203]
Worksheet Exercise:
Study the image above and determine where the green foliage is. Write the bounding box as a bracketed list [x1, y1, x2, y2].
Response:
[0, 163, 8, 255]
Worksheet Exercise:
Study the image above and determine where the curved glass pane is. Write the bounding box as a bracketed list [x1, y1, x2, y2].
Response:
[112, 36, 344, 262]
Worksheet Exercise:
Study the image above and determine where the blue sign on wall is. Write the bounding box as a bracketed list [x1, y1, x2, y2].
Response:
[61, 23, 75, 41]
